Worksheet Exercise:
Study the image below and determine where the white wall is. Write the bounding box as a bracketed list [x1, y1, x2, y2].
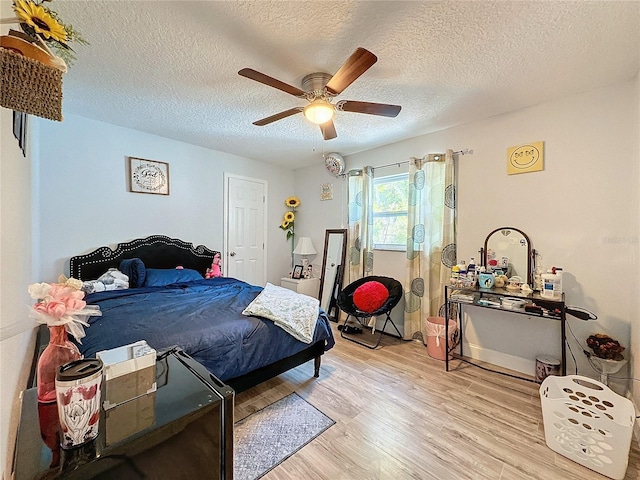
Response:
[292, 162, 347, 277]
[632, 71, 640, 422]
[296, 79, 639, 390]
[0, 0, 39, 469]
[0, 107, 37, 480]
[37, 114, 295, 284]
[436, 79, 637, 388]
[0, 6, 39, 478]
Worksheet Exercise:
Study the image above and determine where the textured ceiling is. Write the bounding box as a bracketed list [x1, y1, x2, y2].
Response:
[47, 1, 640, 169]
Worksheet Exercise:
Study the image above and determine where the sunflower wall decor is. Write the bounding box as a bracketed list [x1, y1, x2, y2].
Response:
[0, 0, 88, 121]
[10, 0, 88, 68]
[280, 196, 300, 258]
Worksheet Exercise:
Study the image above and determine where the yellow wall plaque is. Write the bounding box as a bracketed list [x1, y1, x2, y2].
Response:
[507, 141, 544, 175]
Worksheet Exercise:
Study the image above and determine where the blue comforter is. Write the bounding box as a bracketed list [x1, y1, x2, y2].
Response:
[77, 277, 334, 382]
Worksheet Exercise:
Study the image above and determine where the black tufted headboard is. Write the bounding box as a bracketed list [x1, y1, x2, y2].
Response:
[69, 235, 219, 281]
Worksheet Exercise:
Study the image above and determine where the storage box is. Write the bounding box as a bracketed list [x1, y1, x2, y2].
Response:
[105, 391, 156, 446]
[97, 341, 157, 408]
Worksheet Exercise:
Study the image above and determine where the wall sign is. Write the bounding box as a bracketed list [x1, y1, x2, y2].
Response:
[320, 183, 333, 201]
[507, 141, 544, 175]
[129, 157, 170, 195]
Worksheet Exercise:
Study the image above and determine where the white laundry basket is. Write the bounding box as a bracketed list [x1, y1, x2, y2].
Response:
[539, 375, 635, 480]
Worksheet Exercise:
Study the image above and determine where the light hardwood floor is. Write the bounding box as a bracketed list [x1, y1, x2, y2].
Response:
[235, 323, 640, 479]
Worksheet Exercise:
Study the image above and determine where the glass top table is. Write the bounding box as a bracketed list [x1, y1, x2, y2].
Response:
[12, 349, 234, 479]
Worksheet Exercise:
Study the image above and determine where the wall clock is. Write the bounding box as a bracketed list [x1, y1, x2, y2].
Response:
[324, 153, 345, 177]
[129, 157, 170, 195]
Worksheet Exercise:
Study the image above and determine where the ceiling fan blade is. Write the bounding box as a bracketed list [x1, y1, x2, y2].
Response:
[253, 108, 302, 126]
[238, 68, 306, 97]
[320, 121, 337, 140]
[325, 48, 377, 95]
[339, 100, 401, 117]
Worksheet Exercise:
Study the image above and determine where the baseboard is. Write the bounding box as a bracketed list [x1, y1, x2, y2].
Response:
[0, 321, 34, 342]
[463, 342, 538, 376]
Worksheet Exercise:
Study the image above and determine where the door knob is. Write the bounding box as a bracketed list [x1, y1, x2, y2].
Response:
[331, 263, 335, 267]
[230, 252, 236, 257]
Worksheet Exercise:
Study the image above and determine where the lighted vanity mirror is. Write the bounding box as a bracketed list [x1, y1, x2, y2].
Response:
[483, 227, 533, 285]
[318, 229, 347, 320]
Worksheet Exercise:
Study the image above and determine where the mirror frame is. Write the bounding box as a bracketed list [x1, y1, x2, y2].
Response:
[483, 227, 533, 285]
[318, 229, 347, 318]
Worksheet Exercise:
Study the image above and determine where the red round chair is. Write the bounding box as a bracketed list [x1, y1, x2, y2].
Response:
[336, 275, 403, 349]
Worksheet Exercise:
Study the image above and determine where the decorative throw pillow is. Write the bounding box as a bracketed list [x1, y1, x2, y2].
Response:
[82, 268, 129, 294]
[142, 268, 203, 287]
[119, 258, 146, 288]
[242, 283, 319, 344]
[353, 281, 389, 313]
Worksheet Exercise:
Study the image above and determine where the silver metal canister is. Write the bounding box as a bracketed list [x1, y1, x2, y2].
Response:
[55, 359, 103, 449]
[535, 355, 560, 384]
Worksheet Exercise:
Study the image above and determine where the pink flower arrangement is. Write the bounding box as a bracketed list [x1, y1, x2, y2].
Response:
[28, 276, 101, 342]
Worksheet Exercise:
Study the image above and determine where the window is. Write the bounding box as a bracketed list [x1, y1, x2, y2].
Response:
[372, 173, 408, 250]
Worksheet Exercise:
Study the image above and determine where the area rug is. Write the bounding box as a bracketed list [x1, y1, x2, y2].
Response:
[234, 392, 335, 480]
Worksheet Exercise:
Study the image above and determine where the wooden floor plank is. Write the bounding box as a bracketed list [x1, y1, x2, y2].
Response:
[235, 323, 640, 479]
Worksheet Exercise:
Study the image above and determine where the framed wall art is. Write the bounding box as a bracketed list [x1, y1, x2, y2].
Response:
[320, 183, 333, 201]
[129, 157, 170, 195]
[507, 141, 544, 175]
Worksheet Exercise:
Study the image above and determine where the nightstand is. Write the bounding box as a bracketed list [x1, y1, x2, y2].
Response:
[281, 277, 320, 298]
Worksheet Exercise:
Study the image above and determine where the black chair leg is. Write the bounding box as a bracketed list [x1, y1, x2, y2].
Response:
[339, 313, 401, 349]
[380, 312, 403, 339]
[340, 321, 383, 349]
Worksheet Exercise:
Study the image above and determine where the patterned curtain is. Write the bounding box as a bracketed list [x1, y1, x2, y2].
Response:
[347, 166, 374, 284]
[404, 150, 457, 341]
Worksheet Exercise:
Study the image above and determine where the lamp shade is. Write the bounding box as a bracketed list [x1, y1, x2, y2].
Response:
[303, 100, 334, 125]
[293, 237, 317, 256]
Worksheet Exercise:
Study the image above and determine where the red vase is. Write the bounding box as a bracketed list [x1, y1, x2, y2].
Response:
[38, 401, 61, 468]
[37, 325, 82, 403]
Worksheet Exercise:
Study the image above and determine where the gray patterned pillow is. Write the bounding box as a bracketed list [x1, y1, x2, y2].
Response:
[82, 268, 129, 294]
[242, 283, 319, 344]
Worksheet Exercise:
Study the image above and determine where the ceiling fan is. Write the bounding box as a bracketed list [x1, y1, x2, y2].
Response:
[238, 47, 401, 140]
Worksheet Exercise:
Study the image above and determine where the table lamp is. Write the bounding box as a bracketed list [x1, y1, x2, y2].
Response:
[293, 237, 316, 278]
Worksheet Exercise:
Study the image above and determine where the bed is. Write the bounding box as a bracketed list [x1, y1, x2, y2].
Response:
[53, 235, 335, 393]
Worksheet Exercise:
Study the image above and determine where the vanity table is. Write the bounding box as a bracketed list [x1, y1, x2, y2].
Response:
[444, 285, 567, 381]
[444, 226, 566, 382]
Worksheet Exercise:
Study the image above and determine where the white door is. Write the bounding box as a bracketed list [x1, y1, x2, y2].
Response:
[225, 175, 266, 285]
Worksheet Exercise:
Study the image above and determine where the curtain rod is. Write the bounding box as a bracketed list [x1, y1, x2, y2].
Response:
[372, 148, 474, 170]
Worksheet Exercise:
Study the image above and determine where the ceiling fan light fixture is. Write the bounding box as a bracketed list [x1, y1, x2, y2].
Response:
[303, 99, 334, 125]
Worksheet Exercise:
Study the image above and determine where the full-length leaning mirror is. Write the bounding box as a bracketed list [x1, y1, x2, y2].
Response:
[318, 229, 347, 320]
[483, 227, 533, 285]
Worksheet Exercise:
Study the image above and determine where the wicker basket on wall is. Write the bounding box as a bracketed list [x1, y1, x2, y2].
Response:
[0, 46, 63, 121]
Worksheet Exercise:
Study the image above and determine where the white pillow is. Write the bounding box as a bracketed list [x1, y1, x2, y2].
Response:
[242, 283, 319, 344]
[82, 268, 129, 294]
